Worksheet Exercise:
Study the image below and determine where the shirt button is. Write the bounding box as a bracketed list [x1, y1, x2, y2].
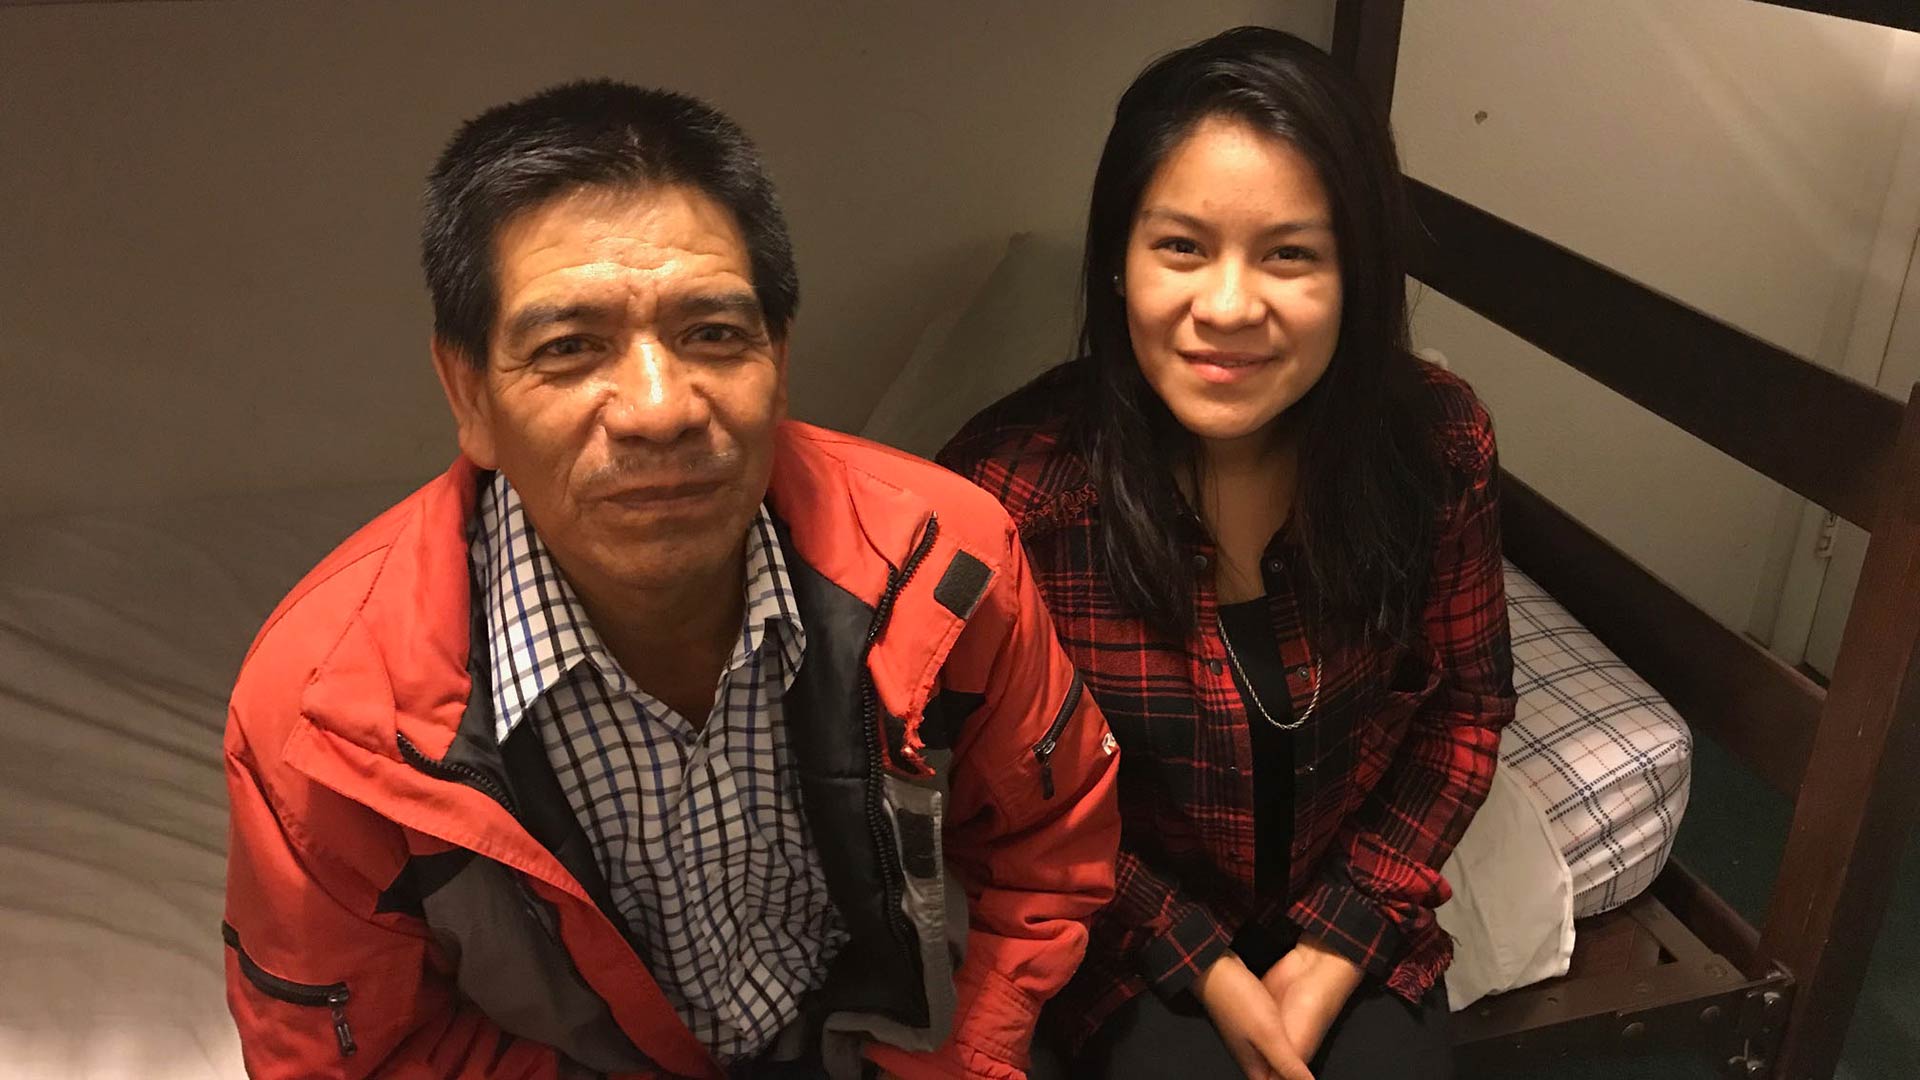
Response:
[1293, 665, 1311, 679]
[1265, 557, 1284, 574]
[1192, 553, 1211, 571]
[1207, 659, 1224, 675]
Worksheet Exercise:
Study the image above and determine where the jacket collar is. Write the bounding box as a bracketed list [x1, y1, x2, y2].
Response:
[294, 421, 993, 787]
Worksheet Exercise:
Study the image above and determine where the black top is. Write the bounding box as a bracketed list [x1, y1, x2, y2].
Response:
[1215, 597, 1294, 897]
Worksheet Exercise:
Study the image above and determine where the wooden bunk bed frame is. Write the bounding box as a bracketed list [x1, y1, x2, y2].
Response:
[1331, 2, 1920, 1076]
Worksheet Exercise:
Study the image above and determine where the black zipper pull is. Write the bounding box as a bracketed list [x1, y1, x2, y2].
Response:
[1030, 673, 1083, 801]
[329, 988, 357, 1058]
[223, 922, 359, 1060]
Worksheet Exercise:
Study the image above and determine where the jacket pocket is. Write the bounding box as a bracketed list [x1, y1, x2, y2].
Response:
[1031, 671, 1084, 799]
[223, 921, 357, 1059]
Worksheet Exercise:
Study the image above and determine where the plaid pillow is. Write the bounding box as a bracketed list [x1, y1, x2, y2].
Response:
[1499, 561, 1693, 918]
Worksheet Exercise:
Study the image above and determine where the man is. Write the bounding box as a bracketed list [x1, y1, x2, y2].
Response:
[221, 80, 1120, 1080]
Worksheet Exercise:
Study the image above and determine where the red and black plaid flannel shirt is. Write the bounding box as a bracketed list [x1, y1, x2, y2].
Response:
[937, 359, 1515, 1048]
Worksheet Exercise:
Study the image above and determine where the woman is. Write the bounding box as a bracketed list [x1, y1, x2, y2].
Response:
[938, 27, 1514, 1080]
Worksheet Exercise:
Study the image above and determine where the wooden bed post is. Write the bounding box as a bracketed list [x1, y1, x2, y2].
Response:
[1329, 0, 1405, 122]
[1762, 382, 1920, 1079]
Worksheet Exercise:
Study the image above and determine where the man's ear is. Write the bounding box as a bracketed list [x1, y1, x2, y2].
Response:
[430, 335, 499, 469]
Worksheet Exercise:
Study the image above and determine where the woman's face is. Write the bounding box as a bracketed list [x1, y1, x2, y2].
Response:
[1123, 115, 1343, 456]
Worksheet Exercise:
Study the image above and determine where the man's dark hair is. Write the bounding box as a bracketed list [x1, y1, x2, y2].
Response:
[422, 79, 798, 364]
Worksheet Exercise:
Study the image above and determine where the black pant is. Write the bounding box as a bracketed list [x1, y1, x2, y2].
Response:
[1030, 978, 1453, 1080]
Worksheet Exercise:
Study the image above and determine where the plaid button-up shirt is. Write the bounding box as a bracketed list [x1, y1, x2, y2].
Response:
[939, 359, 1515, 1047]
[472, 473, 846, 1062]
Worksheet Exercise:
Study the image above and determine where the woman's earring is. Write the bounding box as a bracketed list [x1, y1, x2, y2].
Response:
[1111, 273, 1124, 296]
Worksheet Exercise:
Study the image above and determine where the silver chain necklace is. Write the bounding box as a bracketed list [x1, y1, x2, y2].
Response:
[1216, 612, 1319, 730]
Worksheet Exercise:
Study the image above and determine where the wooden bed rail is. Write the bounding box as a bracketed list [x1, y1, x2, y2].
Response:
[1405, 181, 1905, 531]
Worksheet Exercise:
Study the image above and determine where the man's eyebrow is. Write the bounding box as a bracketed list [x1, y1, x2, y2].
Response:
[665, 290, 766, 325]
[502, 301, 620, 343]
[1139, 206, 1333, 236]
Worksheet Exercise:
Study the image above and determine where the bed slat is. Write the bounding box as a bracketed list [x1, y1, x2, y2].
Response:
[1409, 180, 1905, 529]
[1501, 473, 1823, 798]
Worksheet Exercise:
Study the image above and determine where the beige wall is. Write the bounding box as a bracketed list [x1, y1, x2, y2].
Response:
[0, 0, 1330, 520]
[1392, 0, 1916, 633]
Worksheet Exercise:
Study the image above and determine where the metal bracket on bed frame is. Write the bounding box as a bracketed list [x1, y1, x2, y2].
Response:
[1452, 888, 1794, 1076]
[1724, 979, 1796, 1077]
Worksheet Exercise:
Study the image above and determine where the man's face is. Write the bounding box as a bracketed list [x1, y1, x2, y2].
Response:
[435, 183, 788, 597]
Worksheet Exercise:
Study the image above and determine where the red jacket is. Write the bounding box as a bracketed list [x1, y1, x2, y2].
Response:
[223, 422, 1121, 1079]
[939, 360, 1515, 1047]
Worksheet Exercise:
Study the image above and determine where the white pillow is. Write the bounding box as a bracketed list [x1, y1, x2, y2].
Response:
[1437, 762, 1576, 1010]
[860, 231, 1082, 458]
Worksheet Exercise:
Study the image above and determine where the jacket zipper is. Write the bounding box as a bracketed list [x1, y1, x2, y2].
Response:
[223, 922, 357, 1058]
[397, 729, 518, 816]
[1031, 671, 1084, 800]
[396, 733, 562, 948]
[861, 514, 942, 961]
[395, 728, 623, 1044]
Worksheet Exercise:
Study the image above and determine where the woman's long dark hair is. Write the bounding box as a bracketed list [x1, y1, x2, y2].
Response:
[1076, 26, 1446, 649]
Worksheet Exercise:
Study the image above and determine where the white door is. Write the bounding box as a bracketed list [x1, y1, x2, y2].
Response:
[1804, 230, 1920, 677]
[1759, 29, 1920, 678]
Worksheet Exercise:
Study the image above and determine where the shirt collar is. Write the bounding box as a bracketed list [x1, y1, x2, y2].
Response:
[472, 472, 806, 744]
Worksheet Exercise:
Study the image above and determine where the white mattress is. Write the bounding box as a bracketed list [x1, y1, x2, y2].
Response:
[1500, 560, 1694, 919]
[0, 484, 412, 1080]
